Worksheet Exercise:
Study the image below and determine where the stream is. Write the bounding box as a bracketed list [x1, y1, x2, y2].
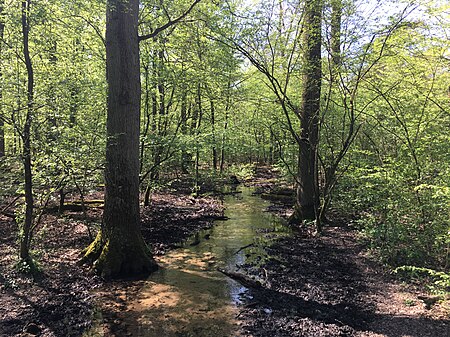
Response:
[121, 187, 290, 337]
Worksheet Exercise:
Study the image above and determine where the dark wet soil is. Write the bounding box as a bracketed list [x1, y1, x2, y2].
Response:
[237, 167, 450, 337]
[0, 189, 223, 337]
[0, 214, 99, 337]
[238, 226, 449, 337]
[239, 227, 375, 336]
[141, 193, 223, 255]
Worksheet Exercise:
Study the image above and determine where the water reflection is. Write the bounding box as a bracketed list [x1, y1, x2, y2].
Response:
[128, 187, 290, 337]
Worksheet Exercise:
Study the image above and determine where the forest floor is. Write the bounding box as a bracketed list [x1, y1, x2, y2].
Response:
[0, 188, 223, 337]
[0, 169, 449, 337]
[238, 228, 450, 337]
[239, 167, 450, 337]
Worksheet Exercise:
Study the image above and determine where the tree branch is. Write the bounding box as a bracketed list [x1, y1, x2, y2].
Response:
[139, 0, 202, 42]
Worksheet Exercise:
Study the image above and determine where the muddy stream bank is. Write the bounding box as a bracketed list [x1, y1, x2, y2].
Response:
[91, 186, 290, 337]
[91, 182, 449, 337]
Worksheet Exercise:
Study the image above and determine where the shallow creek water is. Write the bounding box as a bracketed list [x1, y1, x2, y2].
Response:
[124, 187, 290, 337]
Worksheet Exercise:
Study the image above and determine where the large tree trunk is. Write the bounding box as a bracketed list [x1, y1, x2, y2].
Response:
[20, 0, 34, 263]
[291, 0, 322, 225]
[84, 0, 157, 278]
[0, 0, 5, 157]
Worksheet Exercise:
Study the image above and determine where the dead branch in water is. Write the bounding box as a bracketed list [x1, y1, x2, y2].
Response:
[217, 268, 263, 289]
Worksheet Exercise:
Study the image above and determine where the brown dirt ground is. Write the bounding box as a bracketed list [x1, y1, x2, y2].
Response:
[0, 191, 223, 337]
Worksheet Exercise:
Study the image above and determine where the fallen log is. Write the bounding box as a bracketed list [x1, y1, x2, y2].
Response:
[202, 215, 229, 221]
[44, 201, 104, 214]
[217, 268, 263, 289]
[0, 195, 22, 219]
[418, 295, 443, 310]
[45, 204, 83, 213]
[71, 199, 104, 205]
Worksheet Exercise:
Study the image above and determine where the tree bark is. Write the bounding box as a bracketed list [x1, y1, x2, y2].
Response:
[220, 80, 231, 173]
[291, 0, 322, 225]
[210, 99, 218, 171]
[0, 0, 5, 157]
[330, 0, 342, 68]
[83, 0, 157, 278]
[20, 0, 34, 263]
[318, 0, 342, 222]
[194, 83, 203, 195]
[180, 88, 190, 174]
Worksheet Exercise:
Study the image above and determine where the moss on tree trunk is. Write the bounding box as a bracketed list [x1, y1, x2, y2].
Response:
[83, 0, 158, 279]
[83, 230, 157, 278]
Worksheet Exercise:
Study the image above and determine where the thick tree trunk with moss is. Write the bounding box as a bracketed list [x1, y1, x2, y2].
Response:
[291, 0, 322, 225]
[84, 0, 157, 278]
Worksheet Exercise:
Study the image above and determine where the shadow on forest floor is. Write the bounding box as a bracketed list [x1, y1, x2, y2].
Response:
[238, 226, 449, 337]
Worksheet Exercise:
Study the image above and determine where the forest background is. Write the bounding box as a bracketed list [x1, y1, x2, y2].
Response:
[0, 0, 449, 285]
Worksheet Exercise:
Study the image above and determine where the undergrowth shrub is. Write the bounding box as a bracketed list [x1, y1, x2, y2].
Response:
[227, 163, 255, 181]
[334, 163, 449, 272]
[394, 266, 450, 294]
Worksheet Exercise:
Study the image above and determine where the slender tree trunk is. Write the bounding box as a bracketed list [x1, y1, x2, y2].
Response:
[47, 41, 57, 141]
[20, 0, 34, 262]
[0, 0, 5, 157]
[330, 0, 342, 69]
[83, 0, 157, 278]
[180, 89, 190, 174]
[210, 99, 217, 171]
[269, 130, 275, 164]
[0, 116, 4, 157]
[151, 47, 166, 182]
[220, 84, 231, 173]
[140, 63, 151, 175]
[149, 57, 159, 179]
[318, 0, 342, 223]
[142, 63, 158, 207]
[69, 86, 78, 126]
[194, 83, 203, 195]
[291, 0, 322, 225]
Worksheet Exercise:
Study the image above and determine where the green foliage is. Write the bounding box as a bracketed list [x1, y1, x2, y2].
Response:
[336, 162, 449, 269]
[394, 266, 450, 294]
[0, 157, 22, 200]
[403, 298, 417, 307]
[330, 4, 450, 272]
[2, 277, 19, 290]
[227, 163, 255, 181]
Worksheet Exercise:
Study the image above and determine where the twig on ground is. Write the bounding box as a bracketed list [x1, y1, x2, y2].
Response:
[235, 243, 254, 255]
